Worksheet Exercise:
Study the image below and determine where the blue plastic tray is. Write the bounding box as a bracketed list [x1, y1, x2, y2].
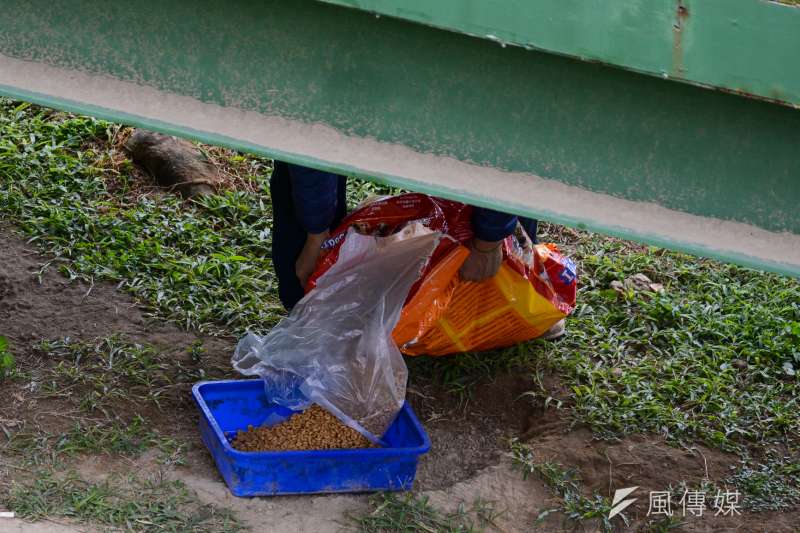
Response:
[192, 379, 431, 496]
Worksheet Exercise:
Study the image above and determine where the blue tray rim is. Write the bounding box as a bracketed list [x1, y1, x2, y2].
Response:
[192, 379, 431, 458]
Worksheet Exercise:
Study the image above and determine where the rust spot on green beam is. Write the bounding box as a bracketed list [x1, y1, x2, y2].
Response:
[671, 1, 689, 78]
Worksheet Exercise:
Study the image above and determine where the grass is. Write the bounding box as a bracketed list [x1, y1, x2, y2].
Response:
[537, 230, 800, 452]
[5, 471, 241, 532]
[1, 336, 197, 528]
[1, 335, 210, 486]
[352, 493, 498, 532]
[36, 336, 211, 415]
[725, 456, 800, 512]
[2, 335, 211, 461]
[0, 100, 280, 334]
[0, 335, 14, 379]
[1, 334, 218, 475]
[407, 344, 540, 401]
[0, 99, 398, 335]
[413, 227, 800, 453]
[6, 417, 185, 467]
[1, 98, 800, 529]
[508, 438, 614, 531]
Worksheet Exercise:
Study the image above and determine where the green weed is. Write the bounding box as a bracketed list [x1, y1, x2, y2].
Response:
[725, 456, 800, 511]
[0, 336, 14, 380]
[406, 343, 541, 405]
[0, 98, 403, 336]
[6, 417, 185, 466]
[0, 99, 281, 334]
[508, 438, 614, 531]
[353, 493, 497, 533]
[5, 471, 241, 532]
[37, 336, 209, 415]
[4, 95, 800, 455]
[4, 336, 197, 466]
[413, 226, 799, 454]
[534, 231, 800, 451]
[346, 179, 404, 210]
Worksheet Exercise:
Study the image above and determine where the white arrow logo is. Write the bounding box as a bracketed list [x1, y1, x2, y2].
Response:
[609, 486, 638, 519]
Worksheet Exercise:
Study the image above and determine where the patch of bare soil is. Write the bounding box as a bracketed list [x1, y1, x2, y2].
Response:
[525, 422, 800, 531]
[423, 459, 560, 532]
[408, 372, 540, 491]
[0, 224, 232, 355]
[0, 226, 144, 346]
[0, 223, 233, 438]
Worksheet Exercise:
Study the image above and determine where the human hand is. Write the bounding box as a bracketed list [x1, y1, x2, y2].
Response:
[459, 238, 503, 282]
[295, 230, 329, 287]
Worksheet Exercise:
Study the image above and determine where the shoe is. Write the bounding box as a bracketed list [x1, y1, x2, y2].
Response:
[541, 319, 566, 341]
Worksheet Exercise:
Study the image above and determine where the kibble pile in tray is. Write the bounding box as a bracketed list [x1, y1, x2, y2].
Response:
[232, 405, 375, 452]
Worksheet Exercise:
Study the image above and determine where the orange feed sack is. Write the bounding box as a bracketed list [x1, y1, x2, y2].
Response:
[307, 194, 577, 357]
[394, 245, 569, 356]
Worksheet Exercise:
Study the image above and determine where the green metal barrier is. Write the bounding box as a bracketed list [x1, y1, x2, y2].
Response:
[320, 0, 800, 108]
[0, 0, 798, 275]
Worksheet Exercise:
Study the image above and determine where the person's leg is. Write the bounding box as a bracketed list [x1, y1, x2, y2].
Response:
[519, 217, 538, 244]
[333, 175, 348, 228]
[269, 162, 307, 311]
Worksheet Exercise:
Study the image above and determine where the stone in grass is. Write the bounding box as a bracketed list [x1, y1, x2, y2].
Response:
[624, 273, 654, 292]
[609, 280, 626, 295]
[732, 359, 748, 370]
[610, 274, 665, 296]
[125, 129, 220, 198]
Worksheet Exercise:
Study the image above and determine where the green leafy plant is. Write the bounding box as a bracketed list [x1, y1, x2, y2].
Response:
[0, 335, 14, 379]
[508, 438, 614, 531]
[353, 492, 496, 532]
[6, 471, 241, 532]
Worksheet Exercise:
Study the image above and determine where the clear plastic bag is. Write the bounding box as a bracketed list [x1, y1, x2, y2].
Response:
[232, 229, 441, 443]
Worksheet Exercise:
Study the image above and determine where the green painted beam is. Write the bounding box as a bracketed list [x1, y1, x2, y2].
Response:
[318, 0, 800, 108]
[0, 0, 798, 276]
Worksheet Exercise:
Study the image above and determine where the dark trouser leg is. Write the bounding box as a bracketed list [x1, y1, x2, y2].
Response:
[269, 164, 349, 311]
[519, 217, 538, 244]
[333, 175, 348, 228]
[270, 162, 307, 311]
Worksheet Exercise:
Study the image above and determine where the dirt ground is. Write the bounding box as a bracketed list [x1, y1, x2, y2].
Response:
[1, 224, 798, 533]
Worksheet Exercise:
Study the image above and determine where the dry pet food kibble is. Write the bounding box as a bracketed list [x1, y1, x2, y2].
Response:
[232, 405, 376, 452]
